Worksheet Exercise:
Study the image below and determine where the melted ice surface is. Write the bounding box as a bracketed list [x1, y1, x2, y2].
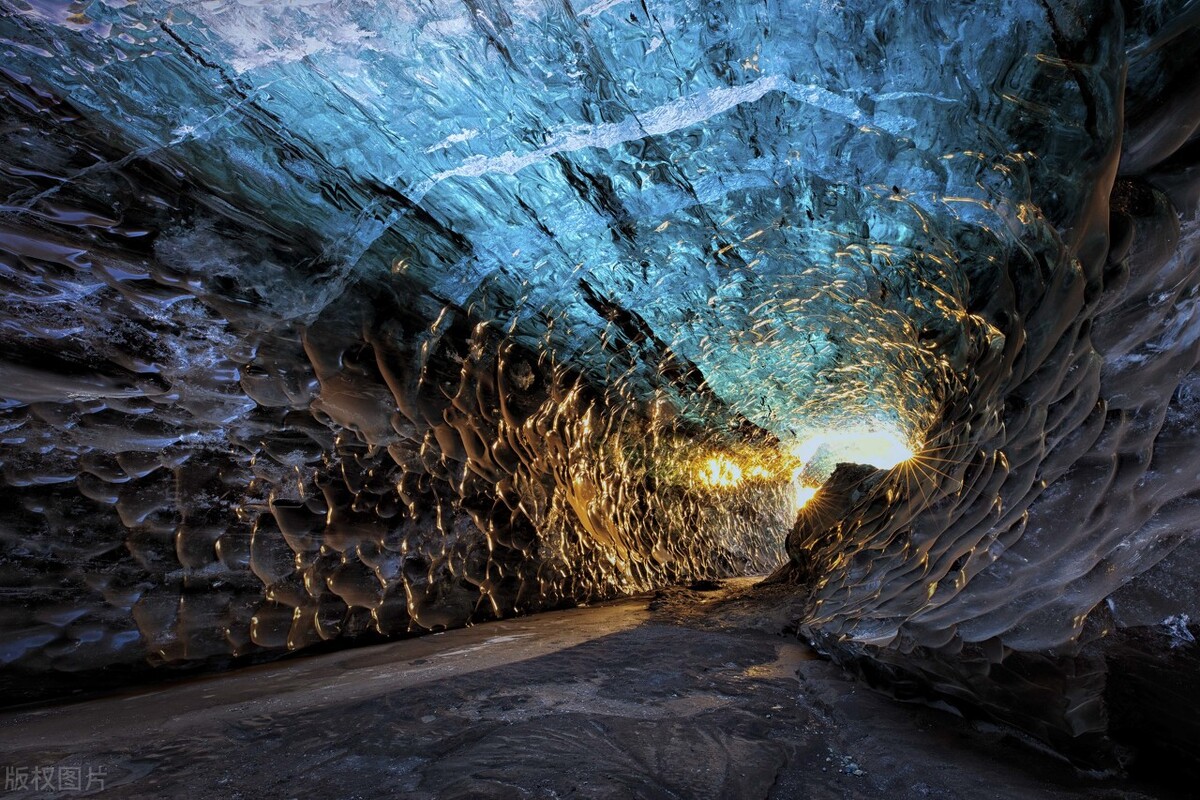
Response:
[0, 1, 1198, 748]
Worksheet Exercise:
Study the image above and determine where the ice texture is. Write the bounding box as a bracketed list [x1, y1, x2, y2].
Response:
[1, 0, 1199, 766]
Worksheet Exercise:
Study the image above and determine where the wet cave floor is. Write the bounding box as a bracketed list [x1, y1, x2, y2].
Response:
[0, 582, 1179, 800]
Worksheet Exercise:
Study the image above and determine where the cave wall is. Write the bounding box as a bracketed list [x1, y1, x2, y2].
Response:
[0, 0, 1199, 772]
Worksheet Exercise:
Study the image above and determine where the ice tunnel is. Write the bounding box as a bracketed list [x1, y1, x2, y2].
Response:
[2, 0, 1200, 789]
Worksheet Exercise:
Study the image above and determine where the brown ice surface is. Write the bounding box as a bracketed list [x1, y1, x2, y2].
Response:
[0, 581, 1175, 799]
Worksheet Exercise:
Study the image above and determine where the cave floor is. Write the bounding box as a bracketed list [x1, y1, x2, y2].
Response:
[0, 581, 1177, 800]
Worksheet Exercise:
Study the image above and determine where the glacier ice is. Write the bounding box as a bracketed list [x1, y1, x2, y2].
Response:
[1, 0, 1199, 770]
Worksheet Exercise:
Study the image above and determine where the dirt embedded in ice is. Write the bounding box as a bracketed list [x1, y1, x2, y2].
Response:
[0, 0, 1200, 776]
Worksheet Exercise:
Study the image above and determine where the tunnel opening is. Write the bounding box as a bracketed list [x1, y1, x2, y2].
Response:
[1, 0, 1200, 788]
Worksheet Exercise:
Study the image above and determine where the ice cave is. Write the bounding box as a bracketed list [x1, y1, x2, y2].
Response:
[1, 0, 1199, 796]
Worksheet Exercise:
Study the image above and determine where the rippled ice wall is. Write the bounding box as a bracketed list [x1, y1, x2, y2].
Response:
[1, 0, 1199, 760]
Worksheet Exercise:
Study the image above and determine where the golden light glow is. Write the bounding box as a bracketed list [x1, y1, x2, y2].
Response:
[794, 485, 818, 509]
[788, 464, 820, 510]
[693, 450, 785, 489]
[788, 426, 914, 471]
[692, 430, 913, 504]
[698, 456, 743, 488]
